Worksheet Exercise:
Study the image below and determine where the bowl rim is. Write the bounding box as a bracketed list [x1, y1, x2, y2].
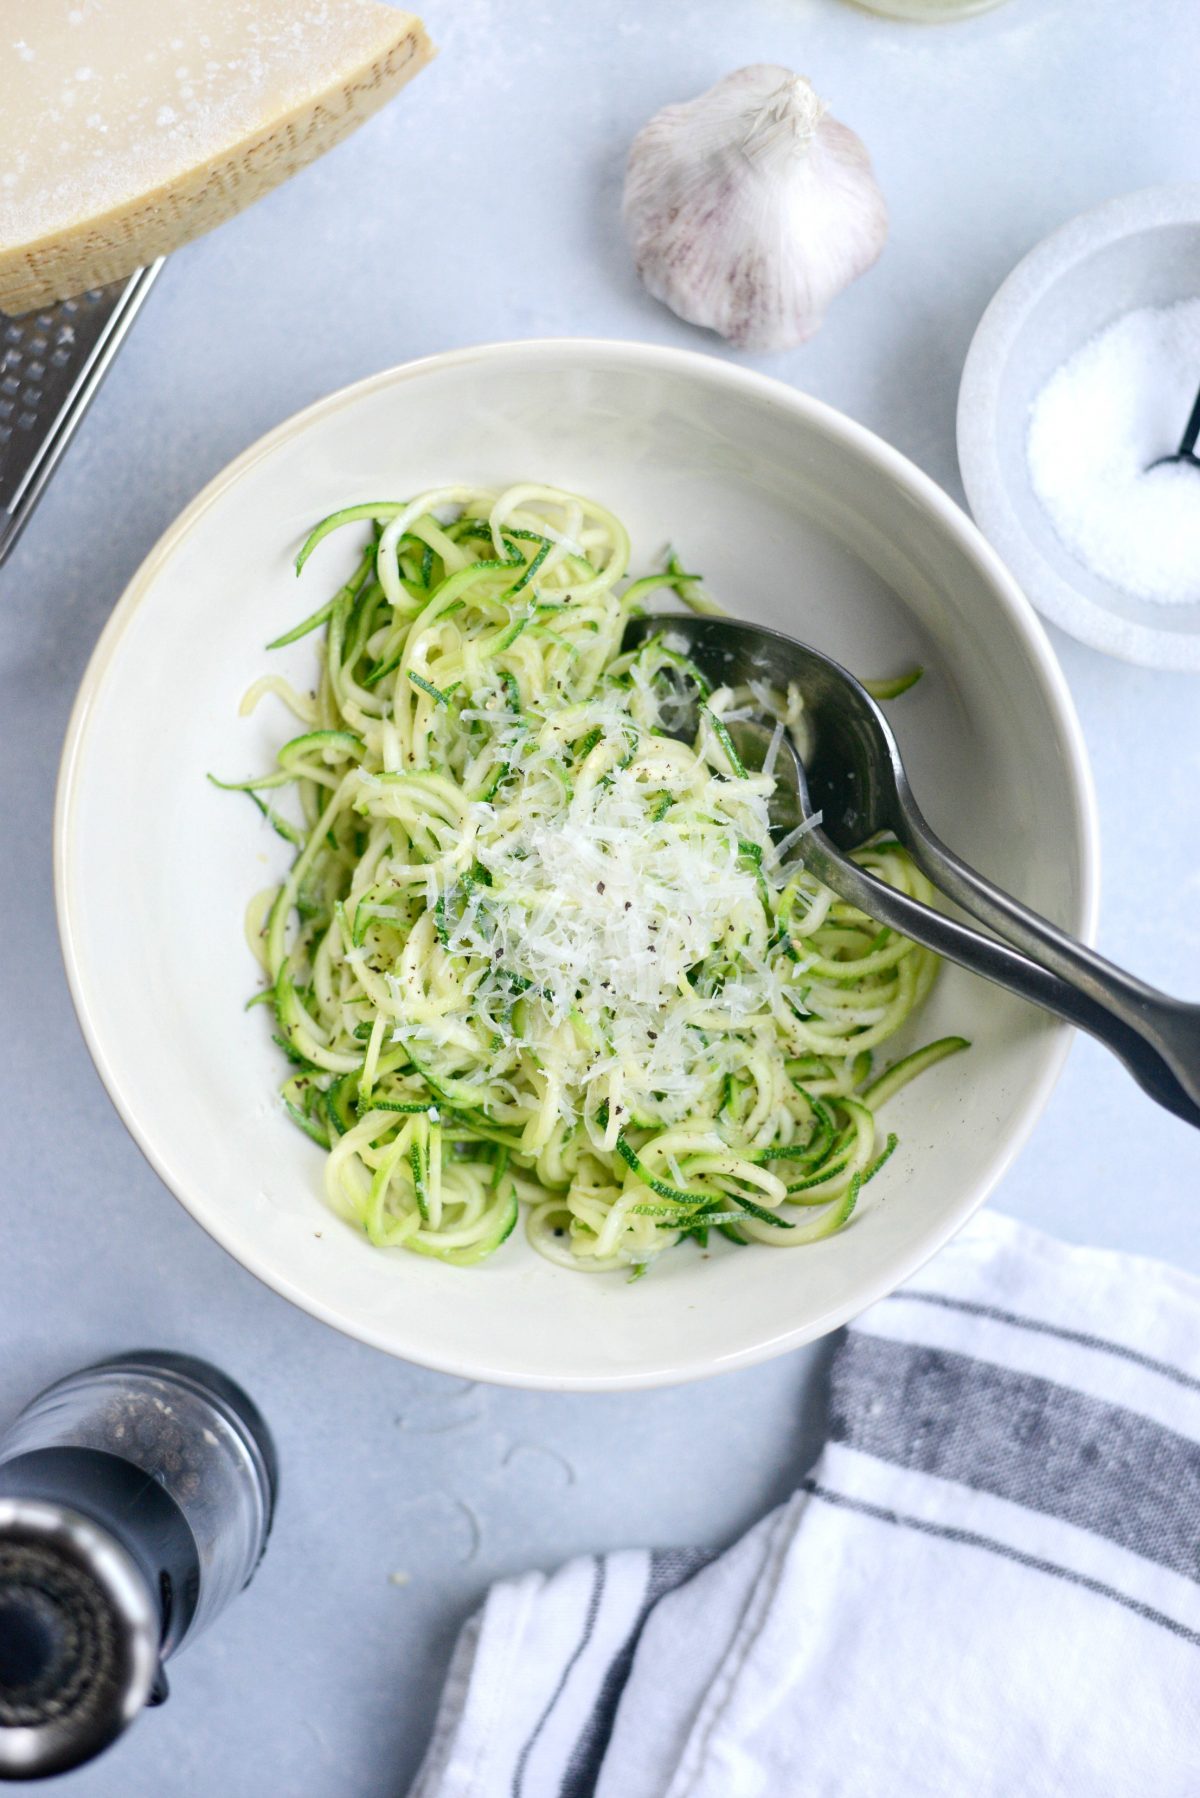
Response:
[54, 335, 1101, 1388]
[957, 181, 1200, 672]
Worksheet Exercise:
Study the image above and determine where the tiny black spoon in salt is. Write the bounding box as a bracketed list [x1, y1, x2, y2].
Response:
[1149, 377, 1200, 469]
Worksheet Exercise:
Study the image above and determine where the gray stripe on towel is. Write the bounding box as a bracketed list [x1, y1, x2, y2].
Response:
[891, 1290, 1200, 1396]
[558, 1548, 712, 1798]
[831, 1331, 1200, 1583]
[798, 1478, 1200, 1649]
[513, 1557, 606, 1798]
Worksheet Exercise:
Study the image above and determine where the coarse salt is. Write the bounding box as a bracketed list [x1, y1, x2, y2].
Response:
[1026, 299, 1200, 606]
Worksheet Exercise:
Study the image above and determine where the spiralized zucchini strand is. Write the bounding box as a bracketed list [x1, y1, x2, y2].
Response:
[223, 484, 966, 1275]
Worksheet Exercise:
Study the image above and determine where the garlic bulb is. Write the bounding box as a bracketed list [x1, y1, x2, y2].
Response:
[622, 66, 887, 352]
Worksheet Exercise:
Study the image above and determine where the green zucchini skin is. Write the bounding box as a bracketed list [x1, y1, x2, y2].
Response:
[219, 486, 962, 1275]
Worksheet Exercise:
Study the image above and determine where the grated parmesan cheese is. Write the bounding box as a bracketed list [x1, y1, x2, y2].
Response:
[412, 683, 786, 1128]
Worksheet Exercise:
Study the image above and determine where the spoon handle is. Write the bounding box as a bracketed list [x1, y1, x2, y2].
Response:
[1177, 378, 1200, 463]
[890, 799, 1200, 1121]
[800, 834, 1199, 1126]
[804, 838, 1199, 1126]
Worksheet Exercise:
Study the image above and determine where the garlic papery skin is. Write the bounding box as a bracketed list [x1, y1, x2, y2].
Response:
[622, 66, 888, 353]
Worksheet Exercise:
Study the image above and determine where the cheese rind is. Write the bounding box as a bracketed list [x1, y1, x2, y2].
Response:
[0, 3, 434, 314]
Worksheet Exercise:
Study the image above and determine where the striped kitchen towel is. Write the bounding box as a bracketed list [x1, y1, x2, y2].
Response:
[410, 1211, 1200, 1798]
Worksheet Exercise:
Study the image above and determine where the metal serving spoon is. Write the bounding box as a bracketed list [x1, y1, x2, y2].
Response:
[624, 613, 1200, 1130]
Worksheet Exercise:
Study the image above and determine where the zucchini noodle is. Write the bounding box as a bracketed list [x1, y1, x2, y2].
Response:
[218, 484, 967, 1276]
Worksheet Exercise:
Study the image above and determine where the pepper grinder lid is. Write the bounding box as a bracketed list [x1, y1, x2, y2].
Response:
[0, 1498, 159, 1780]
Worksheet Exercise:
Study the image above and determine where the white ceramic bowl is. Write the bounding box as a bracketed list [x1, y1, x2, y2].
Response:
[958, 183, 1200, 670]
[56, 339, 1097, 1390]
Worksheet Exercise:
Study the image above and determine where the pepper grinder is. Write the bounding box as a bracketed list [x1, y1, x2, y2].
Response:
[0, 1352, 277, 1780]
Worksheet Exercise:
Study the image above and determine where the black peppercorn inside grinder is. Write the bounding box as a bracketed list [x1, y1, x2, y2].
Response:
[0, 1352, 277, 1780]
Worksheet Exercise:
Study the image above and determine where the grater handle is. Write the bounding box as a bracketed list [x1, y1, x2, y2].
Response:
[0, 261, 163, 571]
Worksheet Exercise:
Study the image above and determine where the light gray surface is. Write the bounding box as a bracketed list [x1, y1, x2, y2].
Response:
[1, 1, 1197, 1792]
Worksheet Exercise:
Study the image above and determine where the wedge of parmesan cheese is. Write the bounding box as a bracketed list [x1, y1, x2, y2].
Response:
[0, 1, 434, 314]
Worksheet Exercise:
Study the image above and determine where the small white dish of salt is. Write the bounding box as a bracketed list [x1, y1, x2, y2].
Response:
[958, 184, 1200, 670]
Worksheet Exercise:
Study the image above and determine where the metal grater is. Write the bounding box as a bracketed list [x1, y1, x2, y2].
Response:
[0, 261, 162, 570]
